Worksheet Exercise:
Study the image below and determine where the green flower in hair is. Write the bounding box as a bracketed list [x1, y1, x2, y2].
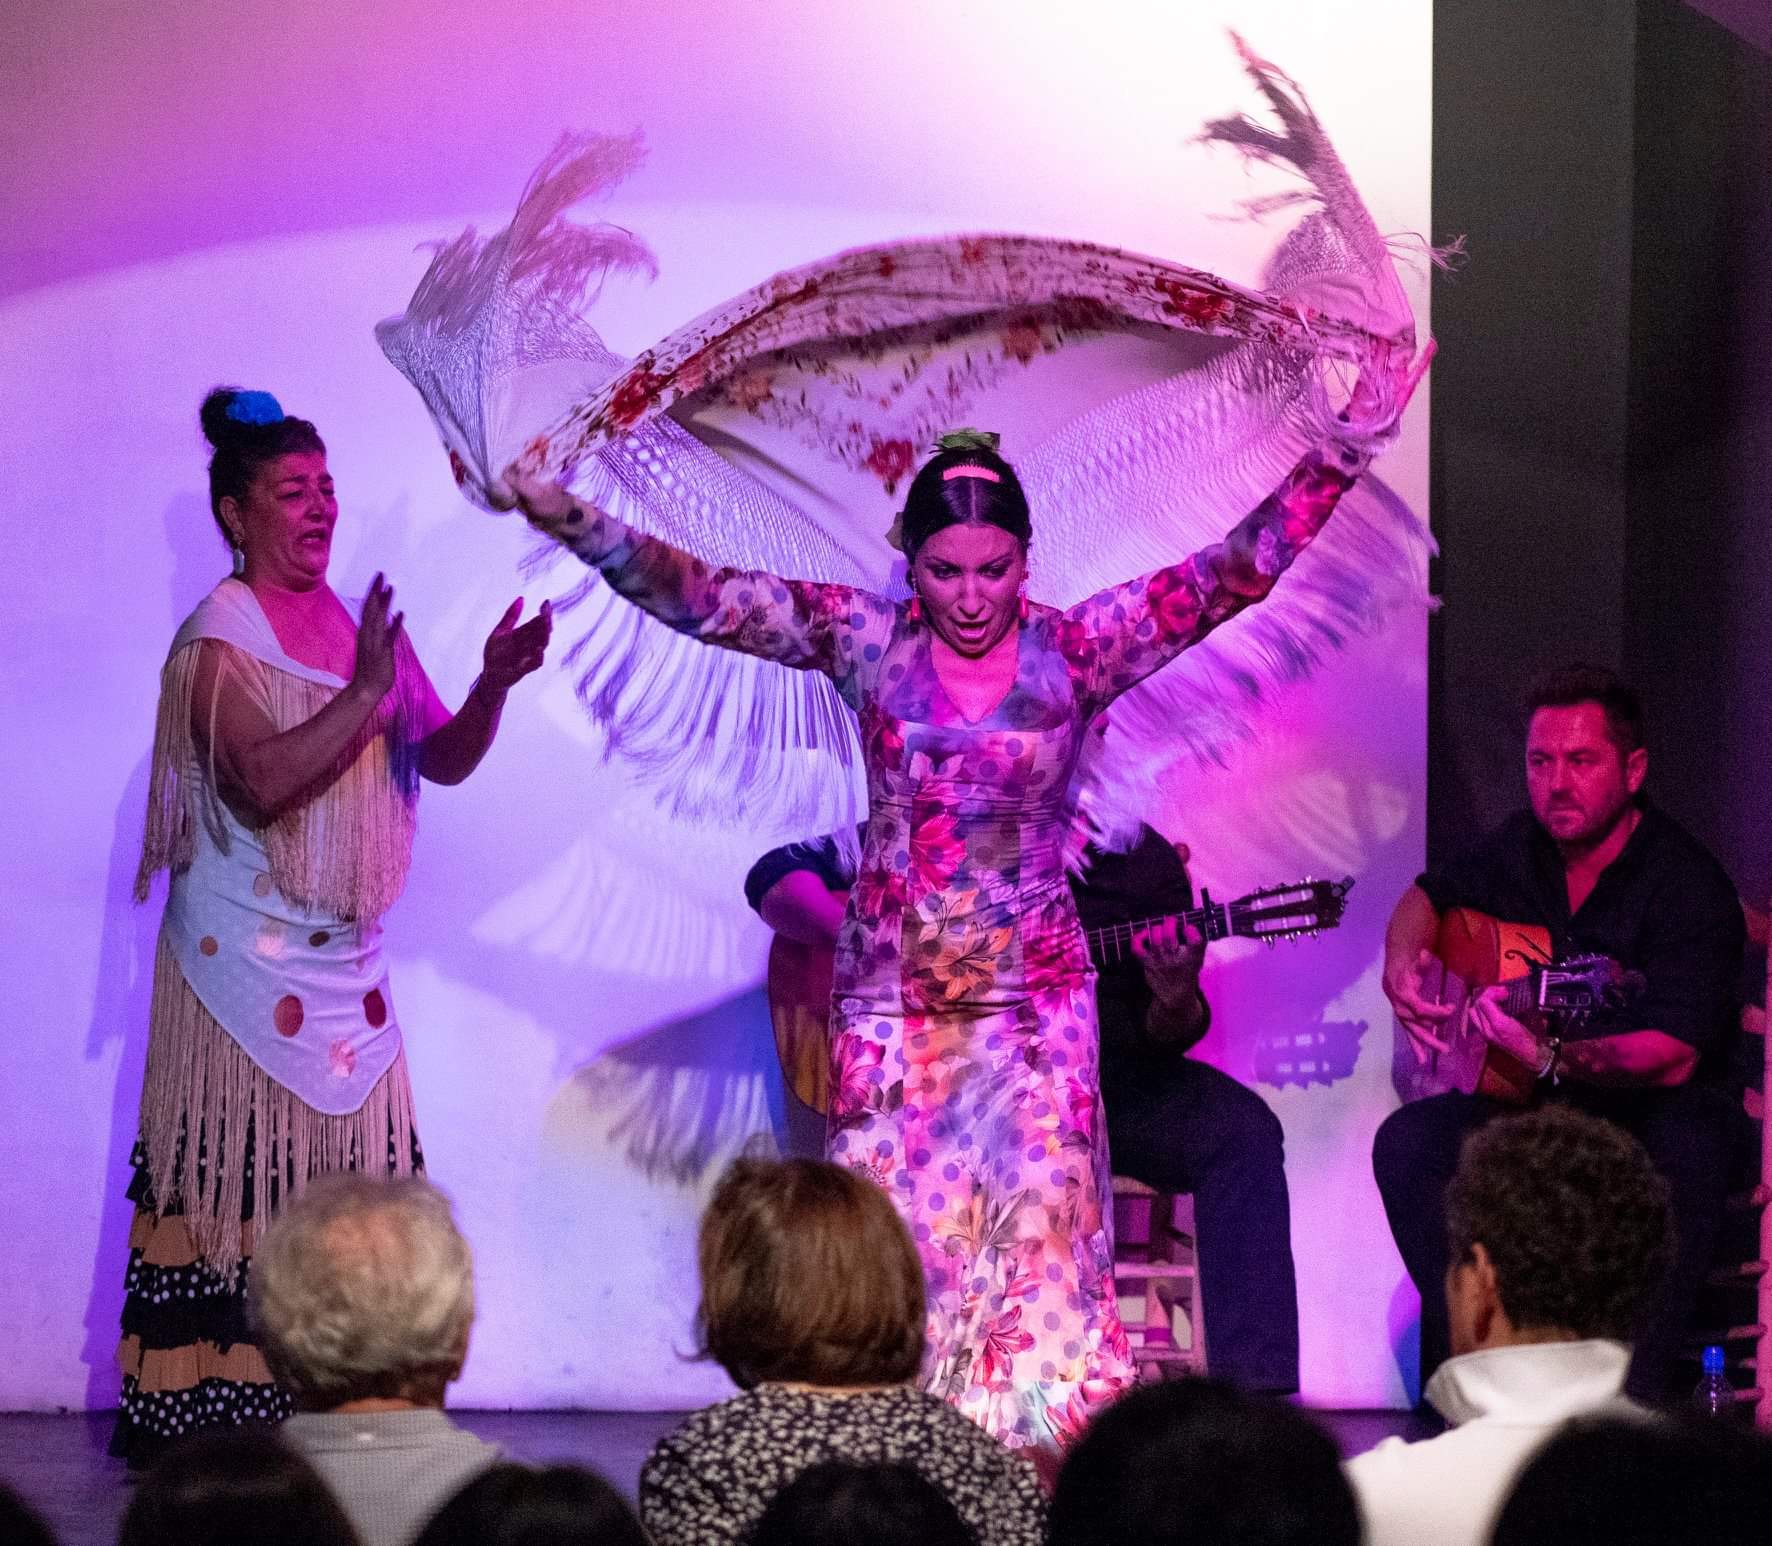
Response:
[934, 428, 1001, 455]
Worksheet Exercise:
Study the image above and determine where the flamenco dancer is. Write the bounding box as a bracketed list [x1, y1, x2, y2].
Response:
[382, 41, 1428, 1448]
[501, 402, 1397, 1444]
[113, 389, 550, 1463]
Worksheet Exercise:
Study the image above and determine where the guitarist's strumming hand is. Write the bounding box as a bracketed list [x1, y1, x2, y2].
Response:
[1383, 948, 1456, 1064]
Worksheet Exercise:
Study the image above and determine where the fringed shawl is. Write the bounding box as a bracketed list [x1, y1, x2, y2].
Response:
[377, 37, 1436, 842]
[135, 579, 423, 923]
[132, 579, 427, 1273]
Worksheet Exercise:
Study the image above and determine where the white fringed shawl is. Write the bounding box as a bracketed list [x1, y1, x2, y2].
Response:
[132, 580, 425, 1273]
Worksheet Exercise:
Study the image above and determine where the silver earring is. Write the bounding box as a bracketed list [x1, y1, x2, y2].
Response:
[230, 543, 246, 578]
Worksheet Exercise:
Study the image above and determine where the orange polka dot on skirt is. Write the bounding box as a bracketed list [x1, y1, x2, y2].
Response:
[274, 995, 304, 1037]
[198, 936, 219, 956]
[309, 930, 331, 947]
[252, 873, 273, 898]
[363, 988, 387, 1029]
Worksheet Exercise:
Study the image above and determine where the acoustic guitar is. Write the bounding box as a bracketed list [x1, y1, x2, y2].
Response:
[1412, 908, 1645, 1103]
[768, 876, 1354, 1115]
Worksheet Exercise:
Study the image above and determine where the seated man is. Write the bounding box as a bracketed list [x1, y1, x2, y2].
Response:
[747, 821, 1300, 1394]
[1374, 665, 1747, 1400]
[1347, 1106, 1674, 1546]
[250, 1176, 501, 1546]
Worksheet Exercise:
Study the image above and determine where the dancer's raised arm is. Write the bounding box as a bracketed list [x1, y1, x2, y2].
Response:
[1057, 362, 1417, 718]
[505, 471, 893, 698]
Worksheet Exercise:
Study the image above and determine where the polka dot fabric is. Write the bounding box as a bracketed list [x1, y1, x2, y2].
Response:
[540, 442, 1362, 1449]
[640, 1385, 1045, 1546]
[109, 1124, 423, 1467]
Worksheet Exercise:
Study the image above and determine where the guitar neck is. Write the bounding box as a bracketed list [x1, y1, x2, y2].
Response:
[1498, 975, 1541, 1020]
[1086, 903, 1224, 964]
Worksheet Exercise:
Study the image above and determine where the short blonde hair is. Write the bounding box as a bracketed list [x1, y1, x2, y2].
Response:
[250, 1175, 474, 1409]
[696, 1157, 925, 1389]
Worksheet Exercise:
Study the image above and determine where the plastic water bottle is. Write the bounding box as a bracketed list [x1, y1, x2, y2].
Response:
[1692, 1344, 1733, 1417]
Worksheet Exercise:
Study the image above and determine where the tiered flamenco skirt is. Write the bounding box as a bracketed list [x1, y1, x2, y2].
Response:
[110, 937, 422, 1465]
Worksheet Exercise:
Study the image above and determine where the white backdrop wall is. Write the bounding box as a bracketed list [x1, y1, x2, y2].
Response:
[0, 0, 1430, 1410]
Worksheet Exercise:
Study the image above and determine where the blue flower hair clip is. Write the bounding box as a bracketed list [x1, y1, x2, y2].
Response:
[225, 390, 285, 425]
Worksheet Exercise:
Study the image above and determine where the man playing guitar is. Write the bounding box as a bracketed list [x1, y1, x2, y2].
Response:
[747, 822, 1303, 1395]
[1375, 666, 1747, 1402]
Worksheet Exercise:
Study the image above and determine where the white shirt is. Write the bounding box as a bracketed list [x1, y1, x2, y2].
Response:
[1345, 1339, 1639, 1546]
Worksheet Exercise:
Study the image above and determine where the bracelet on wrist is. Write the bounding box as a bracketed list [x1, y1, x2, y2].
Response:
[1535, 1035, 1563, 1084]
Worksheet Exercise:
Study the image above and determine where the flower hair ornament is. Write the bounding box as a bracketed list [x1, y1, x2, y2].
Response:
[225, 390, 285, 426]
[884, 427, 1006, 550]
[936, 427, 1002, 481]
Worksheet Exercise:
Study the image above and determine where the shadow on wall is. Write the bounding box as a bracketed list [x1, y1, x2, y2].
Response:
[80, 493, 230, 1409]
[559, 985, 786, 1186]
[1176, 749, 1416, 1098]
[1253, 1019, 1367, 1089]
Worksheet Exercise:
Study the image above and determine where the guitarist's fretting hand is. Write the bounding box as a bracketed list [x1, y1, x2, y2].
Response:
[1469, 988, 1546, 1070]
[1131, 916, 1207, 1002]
[1383, 948, 1456, 1064]
[1130, 840, 1208, 1044]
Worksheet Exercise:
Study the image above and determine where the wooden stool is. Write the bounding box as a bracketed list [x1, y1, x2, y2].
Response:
[1112, 1175, 1205, 1380]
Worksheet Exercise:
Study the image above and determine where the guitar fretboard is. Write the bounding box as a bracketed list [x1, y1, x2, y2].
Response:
[1087, 904, 1228, 963]
[1086, 894, 1333, 963]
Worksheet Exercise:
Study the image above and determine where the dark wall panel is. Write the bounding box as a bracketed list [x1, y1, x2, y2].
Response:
[1432, 0, 1769, 900]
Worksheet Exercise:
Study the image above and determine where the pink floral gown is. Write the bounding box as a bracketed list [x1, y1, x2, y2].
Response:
[527, 436, 1367, 1448]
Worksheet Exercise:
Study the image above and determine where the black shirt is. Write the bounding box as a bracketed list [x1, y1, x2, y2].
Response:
[1071, 828, 1200, 1058]
[1417, 803, 1743, 1068]
[743, 824, 1201, 1057]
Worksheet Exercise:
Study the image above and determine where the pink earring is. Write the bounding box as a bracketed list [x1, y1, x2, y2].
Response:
[908, 592, 922, 623]
[1018, 585, 1029, 622]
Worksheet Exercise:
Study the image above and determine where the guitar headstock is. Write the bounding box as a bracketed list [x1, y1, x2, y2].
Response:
[1225, 876, 1354, 944]
[1537, 953, 1647, 1018]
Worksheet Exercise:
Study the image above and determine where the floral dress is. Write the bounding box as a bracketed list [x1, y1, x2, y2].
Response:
[527, 436, 1366, 1447]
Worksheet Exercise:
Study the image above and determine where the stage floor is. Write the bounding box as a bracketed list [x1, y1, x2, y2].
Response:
[2, 1407, 1433, 1546]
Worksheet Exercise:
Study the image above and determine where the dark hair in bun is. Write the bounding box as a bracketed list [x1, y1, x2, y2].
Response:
[898, 434, 1031, 561]
[200, 386, 326, 545]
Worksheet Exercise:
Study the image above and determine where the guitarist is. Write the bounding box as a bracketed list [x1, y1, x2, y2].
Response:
[746, 821, 1302, 1396]
[1374, 666, 1746, 1402]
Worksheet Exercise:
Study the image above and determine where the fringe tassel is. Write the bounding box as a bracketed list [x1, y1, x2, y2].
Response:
[135, 640, 422, 923]
[139, 934, 418, 1279]
[257, 664, 422, 922]
[134, 647, 206, 902]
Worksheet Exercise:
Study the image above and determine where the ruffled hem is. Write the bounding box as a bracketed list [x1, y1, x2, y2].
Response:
[110, 1374, 294, 1468]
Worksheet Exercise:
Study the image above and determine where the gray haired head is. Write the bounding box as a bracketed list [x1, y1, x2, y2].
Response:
[249, 1175, 475, 1410]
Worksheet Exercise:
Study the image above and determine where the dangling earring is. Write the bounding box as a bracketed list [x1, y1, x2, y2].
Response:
[1018, 584, 1029, 622]
[908, 588, 922, 624]
[231, 542, 246, 578]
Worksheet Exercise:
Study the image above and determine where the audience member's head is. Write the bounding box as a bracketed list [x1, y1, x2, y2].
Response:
[1491, 1413, 1772, 1546]
[412, 1463, 646, 1546]
[1443, 1106, 1672, 1357]
[0, 1483, 55, 1546]
[696, 1156, 925, 1390]
[117, 1430, 357, 1546]
[250, 1174, 475, 1411]
[1049, 1376, 1359, 1546]
[747, 1461, 975, 1546]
